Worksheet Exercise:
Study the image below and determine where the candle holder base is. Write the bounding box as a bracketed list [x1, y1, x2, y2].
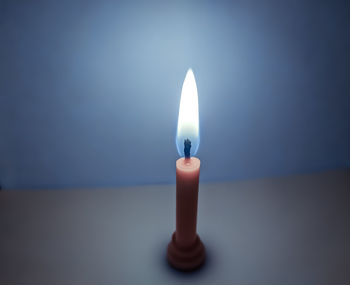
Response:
[167, 232, 205, 271]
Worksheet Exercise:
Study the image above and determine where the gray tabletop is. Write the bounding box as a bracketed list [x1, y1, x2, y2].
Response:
[1, 169, 350, 285]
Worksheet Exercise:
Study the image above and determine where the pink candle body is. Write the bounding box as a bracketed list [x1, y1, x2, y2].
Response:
[175, 157, 200, 247]
[167, 157, 205, 271]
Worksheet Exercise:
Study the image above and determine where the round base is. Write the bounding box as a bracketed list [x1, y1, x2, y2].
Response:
[167, 232, 205, 271]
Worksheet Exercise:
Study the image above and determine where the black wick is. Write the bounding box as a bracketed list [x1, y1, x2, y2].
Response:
[184, 138, 191, 159]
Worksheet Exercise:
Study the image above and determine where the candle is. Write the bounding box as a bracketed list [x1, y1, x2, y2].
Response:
[167, 69, 205, 271]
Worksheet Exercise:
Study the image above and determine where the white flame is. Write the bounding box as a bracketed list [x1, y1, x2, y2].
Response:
[176, 68, 200, 157]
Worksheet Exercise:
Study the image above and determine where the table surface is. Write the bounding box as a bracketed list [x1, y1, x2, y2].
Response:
[1, 169, 350, 285]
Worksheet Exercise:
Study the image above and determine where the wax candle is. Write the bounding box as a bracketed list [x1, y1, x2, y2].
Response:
[167, 69, 205, 271]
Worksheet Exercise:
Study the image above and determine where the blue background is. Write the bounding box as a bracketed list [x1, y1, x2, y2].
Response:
[1, 0, 349, 189]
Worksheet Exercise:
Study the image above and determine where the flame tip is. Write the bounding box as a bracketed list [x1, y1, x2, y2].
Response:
[187, 68, 194, 75]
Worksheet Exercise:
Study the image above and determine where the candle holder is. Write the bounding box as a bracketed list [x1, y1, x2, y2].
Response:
[167, 232, 205, 271]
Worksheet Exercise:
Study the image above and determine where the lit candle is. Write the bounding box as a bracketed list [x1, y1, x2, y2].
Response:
[167, 69, 205, 271]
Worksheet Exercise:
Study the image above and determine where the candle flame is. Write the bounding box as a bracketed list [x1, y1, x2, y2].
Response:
[176, 68, 199, 157]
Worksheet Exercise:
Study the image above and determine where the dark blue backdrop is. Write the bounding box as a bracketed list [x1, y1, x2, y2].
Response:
[1, 0, 349, 189]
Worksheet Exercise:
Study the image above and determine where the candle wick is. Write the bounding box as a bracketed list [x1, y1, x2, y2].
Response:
[184, 138, 191, 159]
